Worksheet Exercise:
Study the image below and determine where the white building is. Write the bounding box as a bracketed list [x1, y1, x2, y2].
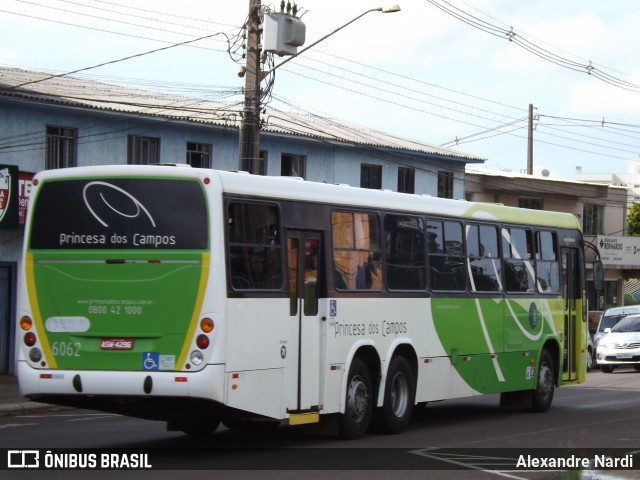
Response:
[575, 158, 640, 208]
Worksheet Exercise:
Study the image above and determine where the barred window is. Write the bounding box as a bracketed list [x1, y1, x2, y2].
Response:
[127, 135, 159, 165]
[186, 142, 212, 168]
[46, 126, 77, 169]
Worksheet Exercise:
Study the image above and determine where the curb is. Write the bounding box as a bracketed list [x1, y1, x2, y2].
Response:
[0, 402, 72, 417]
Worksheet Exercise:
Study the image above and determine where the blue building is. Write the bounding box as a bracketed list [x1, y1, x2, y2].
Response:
[0, 66, 484, 373]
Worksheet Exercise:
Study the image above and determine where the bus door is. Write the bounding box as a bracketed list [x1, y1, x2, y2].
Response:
[287, 230, 322, 415]
[561, 247, 580, 382]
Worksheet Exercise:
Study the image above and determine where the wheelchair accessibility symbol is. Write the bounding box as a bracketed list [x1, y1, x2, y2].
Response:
[142, 352, 159, 370]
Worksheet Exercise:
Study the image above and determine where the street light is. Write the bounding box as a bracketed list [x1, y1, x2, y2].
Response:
[239, 3, 401, 171]
[266, 4, 401, 75]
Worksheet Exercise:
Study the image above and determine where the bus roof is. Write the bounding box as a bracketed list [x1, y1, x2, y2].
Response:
[215, 170, 581, 230]
[32, 165, 581, 231]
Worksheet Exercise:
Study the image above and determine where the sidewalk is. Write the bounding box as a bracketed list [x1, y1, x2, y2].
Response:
[0, 374, 68, 416]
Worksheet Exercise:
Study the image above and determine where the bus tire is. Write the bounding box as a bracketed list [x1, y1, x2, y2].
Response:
[529, 349, 555, 413]
[374, 355, 415, 434]
[339, 358, 373, 440]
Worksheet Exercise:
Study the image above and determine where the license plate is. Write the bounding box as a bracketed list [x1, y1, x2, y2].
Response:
[616, 352, 633, 359]
[100, 338, 134, 350]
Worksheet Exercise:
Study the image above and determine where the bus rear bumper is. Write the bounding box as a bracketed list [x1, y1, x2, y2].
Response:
[17, 361, 226, 403]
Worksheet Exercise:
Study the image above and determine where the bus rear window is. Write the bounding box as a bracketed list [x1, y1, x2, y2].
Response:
[29, 178, 208, 250]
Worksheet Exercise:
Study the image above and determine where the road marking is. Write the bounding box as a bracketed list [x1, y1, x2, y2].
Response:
[68, 414, 119, 422]
[410, 448, 528, 480]
[0, 423, 38, 429]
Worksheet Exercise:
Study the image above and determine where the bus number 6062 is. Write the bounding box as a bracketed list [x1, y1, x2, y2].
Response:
[51, 342, 81, 357]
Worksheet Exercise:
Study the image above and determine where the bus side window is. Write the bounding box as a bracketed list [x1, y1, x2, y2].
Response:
[427, 219, 465, 291]
[384, 214, 426, 290]
[467, 224, 501, 292]
[332, 211, 383, 290]
[536, 230, 560, 293]
[502, 227, 535, 293]
[227, 202, 283, 290]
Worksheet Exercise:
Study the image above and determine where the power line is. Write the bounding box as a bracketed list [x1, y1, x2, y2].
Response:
[424, 0, 640, 93]
[10, 32, 229, 88]
[3, 1, 638, 168]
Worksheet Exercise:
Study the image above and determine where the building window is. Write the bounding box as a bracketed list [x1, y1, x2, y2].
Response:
[281, 153, 306, 178]
[519, 198, 543, 210]
[397, 167, 415, 194]
[46, 126, 77, 169]
[437, 171, 454, 198]
[186, 142, 212, 168]
[128, 135, 159, 165]
[583, 203, 604, 235]
[361, 164, 382, 189]
[241, 150, 267, 175]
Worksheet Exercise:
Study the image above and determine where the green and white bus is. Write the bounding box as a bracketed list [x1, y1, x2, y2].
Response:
[17, 165, 590, 438]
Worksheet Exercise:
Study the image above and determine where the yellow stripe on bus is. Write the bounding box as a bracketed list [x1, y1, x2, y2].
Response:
[176, 252, 211, 370]
[25, 252, 57, 369]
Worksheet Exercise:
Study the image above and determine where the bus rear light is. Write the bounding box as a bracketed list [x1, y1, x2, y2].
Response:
[200, 318, 214, 333]
[23, 332, 37, 347]
[196, 334, 209, 350]
[29, 348, 42, 362]
[20, 316, 32, 331]
[190, 350, 204, 366]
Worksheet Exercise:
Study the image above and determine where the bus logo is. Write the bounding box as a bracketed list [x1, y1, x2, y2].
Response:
[83, 181, 156, 228]
[99, 338, 134, 350]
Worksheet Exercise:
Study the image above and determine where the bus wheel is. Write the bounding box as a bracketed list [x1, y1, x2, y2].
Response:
[339, 358, 373, 440]
[374, 356, 415, 434]
[529, 349, 555, 413]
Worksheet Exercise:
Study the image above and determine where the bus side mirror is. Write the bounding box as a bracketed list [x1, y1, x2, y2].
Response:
[593, 260, 604, 291]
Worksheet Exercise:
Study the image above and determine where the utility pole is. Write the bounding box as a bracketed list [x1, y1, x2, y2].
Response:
[239, 0, 262, 172]
[237, 2, 398, 172]
[527, 103, 534, 175]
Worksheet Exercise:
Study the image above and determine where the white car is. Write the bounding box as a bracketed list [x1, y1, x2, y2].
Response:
[596, 314, 640, 373]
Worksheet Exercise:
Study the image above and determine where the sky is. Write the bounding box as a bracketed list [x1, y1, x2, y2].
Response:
[2, 0, 640, 180]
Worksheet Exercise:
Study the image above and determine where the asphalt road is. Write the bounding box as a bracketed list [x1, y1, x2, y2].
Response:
[2, 369, 640, 479]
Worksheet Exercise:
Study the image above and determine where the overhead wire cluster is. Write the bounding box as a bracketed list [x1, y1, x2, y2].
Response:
[424, 0, 640, 93]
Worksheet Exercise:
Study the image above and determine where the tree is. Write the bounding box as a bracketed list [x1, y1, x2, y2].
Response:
[628, 202, 640, 236]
